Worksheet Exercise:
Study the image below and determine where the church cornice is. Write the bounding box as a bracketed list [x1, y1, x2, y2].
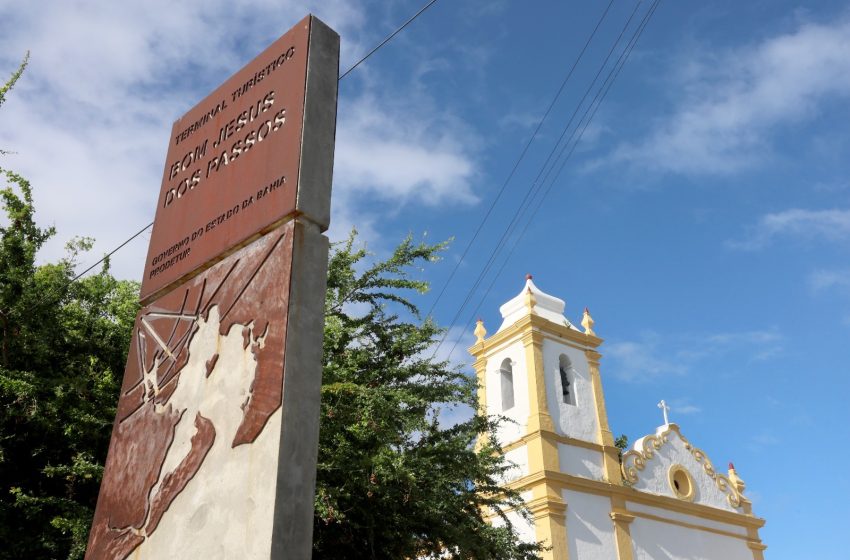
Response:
[502, 469, 765, 529]
[468, 314, 603, 359]
[500, 428, 606, 454]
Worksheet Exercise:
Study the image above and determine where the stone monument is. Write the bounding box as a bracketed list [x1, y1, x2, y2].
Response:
[86, 15, 339, 559]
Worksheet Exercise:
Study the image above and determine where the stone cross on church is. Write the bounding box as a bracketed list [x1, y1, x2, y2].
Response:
[657, 399, 671, 425]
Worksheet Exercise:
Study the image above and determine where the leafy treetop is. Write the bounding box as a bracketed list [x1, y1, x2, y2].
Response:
[314, 232, 543, 559]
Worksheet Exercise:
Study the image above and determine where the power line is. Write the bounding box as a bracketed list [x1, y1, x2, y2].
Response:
[446, 0, 662, 360]
[339, 0, 439, 80]
[65, 0, 442, 287]
[442, 0, 662, 361]
[69, 221, 154, 283]
[432, 0, 646, 357]
[0, 0, 444, 324]
[424, 0, 616, 320]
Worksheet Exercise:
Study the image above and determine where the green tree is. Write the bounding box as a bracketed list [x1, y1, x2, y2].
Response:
[1, 53, 540, 559]
[0, 54, 139, 559]
[314, 233, 543, 559]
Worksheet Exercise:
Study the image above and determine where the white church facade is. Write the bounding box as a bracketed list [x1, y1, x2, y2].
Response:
[469, 276, 766, 560]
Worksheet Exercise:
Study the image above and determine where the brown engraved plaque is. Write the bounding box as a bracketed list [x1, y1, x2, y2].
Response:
[141, 15, 334, 301]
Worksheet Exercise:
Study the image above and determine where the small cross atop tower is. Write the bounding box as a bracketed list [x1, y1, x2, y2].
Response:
[657, 399, 670, 425]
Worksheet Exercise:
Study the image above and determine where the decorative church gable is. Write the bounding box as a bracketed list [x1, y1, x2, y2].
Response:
[622, 423, 747, 513]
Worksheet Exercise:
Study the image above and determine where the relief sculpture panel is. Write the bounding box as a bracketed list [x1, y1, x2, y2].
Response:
[87, 224, 295, 559]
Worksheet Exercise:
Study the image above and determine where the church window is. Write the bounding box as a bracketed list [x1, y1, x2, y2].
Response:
[668, 465, 695, 501]
[500, 358, 515, 411]
[558, 354, 575, 405]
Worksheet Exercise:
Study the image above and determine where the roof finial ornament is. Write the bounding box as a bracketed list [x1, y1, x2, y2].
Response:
[657, 400, 671, 426]
[524, 274, 536, 311]
[728, 462, 747, 495]
[474, 318, 487, 343]
[581, 307, 595, 336]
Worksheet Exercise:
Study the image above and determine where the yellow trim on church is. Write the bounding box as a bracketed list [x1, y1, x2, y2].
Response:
[469, 286, 767, 560]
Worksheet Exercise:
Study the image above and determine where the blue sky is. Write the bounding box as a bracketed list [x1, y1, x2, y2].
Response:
[2, 1, 849, 557]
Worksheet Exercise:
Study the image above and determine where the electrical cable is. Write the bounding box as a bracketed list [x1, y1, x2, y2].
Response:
[432, 0, 645, 357]
[57, 0, 442, 290]
[339, 0, 439, 80]
[423, 0, 616, 320]
[2, 0, 445, 325]
[442, 0, 662, 361]
[68, 221, 154, 284]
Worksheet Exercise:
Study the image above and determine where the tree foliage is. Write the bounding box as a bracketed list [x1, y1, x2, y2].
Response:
[0, 53, 541, 559]
[0, 55, 139, 559]
[314, 233, 543, 559]
[0, 51, 28, 156]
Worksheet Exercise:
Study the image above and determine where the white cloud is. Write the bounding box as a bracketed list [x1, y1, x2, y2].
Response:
[809, 268, 850, 292]
[612, 17, 850, 174]
[749, 433, 781, 450]
[334, 93, 478, 207]
[752, 434, 780, 446]
[670, 400, 701, 416]
[433, 402, 474, 431]
[607, 328, 783, 382]
[498, 111, 541, 131]
[0, 0, 479, 281]
[325, 190, 381, 247]
[606, 334, 687, 382]
[706, 329, 784, 346]
[686, 328, 784, 363]
[0, 0, 366, 280]
[729, 208, 850, 249]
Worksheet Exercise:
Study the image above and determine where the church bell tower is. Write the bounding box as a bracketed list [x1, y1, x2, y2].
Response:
[469, 275, 622, 559]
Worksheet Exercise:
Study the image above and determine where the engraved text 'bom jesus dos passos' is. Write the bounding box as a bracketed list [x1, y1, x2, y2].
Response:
[163, 46, 296, 209]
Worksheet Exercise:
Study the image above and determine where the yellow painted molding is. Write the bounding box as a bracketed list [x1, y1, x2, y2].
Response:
[745, 524, 766, 559]
[584, 349, 615, 446]
[610, 494, 635, 560]
[526, 495, 567, 518]
[584, 347, 619, 487]
[525, 431, 560, 474]
[609, 510, 636, 524]
[528, 314, 603, 347]
[501, 428, 606, 454]
[601, 445, 622, 484]
[522, 329, 555, 434]
[493, 480, 570, 560]
[585, 349, 602, 363]
[505, 469, 766, 529]
[612, 519, 635, 560]
[472, 355, 489, 452]
[467, 314, 602, 360]
[533, 502, 570, 560]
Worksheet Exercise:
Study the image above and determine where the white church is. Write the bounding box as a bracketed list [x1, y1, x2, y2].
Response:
[469, 276, 766, 560]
